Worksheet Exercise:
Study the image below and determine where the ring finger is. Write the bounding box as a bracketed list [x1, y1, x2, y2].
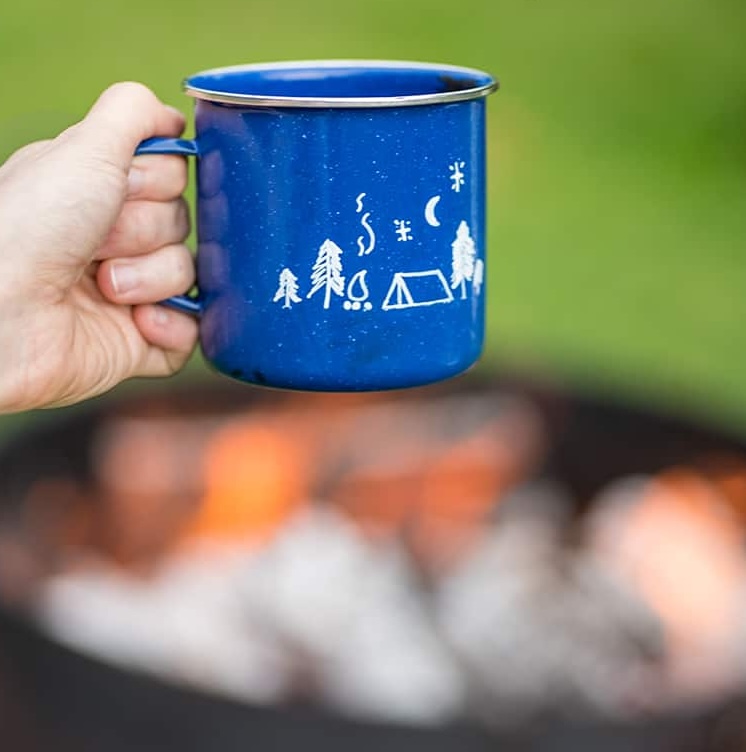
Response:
[97, 242, 195, 305]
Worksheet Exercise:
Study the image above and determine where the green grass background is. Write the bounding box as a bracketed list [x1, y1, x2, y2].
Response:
[1, 0, 745, 434]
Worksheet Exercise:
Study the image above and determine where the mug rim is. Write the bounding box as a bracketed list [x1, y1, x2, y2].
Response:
[183, 59, 499, 109]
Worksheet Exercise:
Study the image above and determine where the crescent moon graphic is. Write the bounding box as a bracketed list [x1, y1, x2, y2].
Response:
[425, 195, 442, 227]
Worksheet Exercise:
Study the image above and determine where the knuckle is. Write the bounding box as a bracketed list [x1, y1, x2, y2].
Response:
[92, 83, 162, 145]
[103, 220, 127, 254]
[108, 199, 189, 255]
[126, 201, 160, 249]
[106, 81, 157, 108]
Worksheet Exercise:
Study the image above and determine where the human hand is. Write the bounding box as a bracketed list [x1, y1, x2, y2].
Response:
[0, 83, 198, 414]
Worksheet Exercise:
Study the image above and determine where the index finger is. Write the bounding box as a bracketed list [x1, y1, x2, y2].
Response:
[127, 153, 188, 201]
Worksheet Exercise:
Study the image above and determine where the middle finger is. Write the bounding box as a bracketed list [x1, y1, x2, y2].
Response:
[96, 198, 190, 259]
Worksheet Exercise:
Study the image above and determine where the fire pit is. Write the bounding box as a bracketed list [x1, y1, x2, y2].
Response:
[0, 374, 745, 751]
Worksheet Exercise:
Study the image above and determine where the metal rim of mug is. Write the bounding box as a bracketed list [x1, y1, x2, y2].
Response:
[183, 59, 499, 109]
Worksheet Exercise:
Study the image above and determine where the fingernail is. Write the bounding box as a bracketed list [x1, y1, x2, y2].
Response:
[153, 306, 170, 325]
[127, 166, 144, 197]
[110, 263, 139, 295]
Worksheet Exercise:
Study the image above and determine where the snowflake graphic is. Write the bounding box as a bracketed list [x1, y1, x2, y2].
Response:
[393, 219, 413, 242]
[449, 161, 466, 193]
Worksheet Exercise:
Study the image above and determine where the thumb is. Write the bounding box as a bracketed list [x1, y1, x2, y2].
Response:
[68, 82, 186, 173]
[23, 83, 187, 290]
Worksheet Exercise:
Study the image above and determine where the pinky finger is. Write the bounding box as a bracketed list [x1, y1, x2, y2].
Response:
[132, 304, 198, 376]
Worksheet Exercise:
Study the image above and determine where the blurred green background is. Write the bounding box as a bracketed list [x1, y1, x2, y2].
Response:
[1, 0, 745, 432]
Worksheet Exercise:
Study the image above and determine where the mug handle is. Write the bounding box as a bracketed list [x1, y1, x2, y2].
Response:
[135, 136, 202, 316]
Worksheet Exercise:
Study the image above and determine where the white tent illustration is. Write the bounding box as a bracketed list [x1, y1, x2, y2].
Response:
[381, 270, 454, 310]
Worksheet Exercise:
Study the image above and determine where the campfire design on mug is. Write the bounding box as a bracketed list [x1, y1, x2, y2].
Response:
[269, 163, 480, 316]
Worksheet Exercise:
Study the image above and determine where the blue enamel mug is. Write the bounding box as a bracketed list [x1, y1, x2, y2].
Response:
[137, 60, 498, 391]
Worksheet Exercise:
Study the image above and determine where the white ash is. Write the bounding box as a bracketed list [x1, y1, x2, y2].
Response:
[237, 508, 466, 724]
[36, 548, 294, 705]
[436, 481, 664, 725]
[36, 510, 465, 725]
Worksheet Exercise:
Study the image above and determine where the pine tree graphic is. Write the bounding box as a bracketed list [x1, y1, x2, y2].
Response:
[450, 221, 476, 300]
[307, 239, 345, 309]
[273, 268, 302, 309]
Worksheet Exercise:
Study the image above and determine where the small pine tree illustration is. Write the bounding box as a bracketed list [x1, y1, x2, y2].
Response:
[273, 268, 302, 309]
[307, 239, 345, 309]
[450, 221, 477, 300]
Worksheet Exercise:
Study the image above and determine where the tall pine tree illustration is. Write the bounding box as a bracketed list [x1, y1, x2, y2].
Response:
[450, 221, 476, 300]
[307, 239, 345, 309]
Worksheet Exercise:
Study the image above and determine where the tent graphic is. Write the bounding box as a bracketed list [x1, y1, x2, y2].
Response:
[381, 270, 455, 310]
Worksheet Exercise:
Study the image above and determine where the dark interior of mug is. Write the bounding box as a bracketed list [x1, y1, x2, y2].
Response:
[187, 62, 492, 99]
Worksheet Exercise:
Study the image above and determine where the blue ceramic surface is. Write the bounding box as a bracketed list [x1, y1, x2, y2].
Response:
[137, 61, 497, 391]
